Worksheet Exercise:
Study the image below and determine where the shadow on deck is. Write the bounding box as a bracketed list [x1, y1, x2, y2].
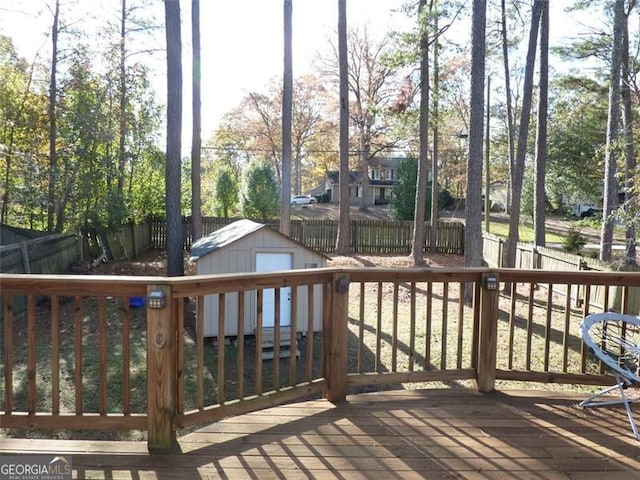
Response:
[3, 388, 640, 479]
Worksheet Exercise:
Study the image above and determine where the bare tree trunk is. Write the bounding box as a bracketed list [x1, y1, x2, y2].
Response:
[335, 0, 350, 255]
[118, 0, 127, 197]
[503, 0, 541, 269]
[621, 2, 636, 265]
[47, 0, 60, 232]
[464, 0, 486, 271]
[429, 0, 440, 255]
[500, 0, 515, 214]
[484, 76, 490, 232]
[280, 0, 293, 236]
[411, 0, 429, 266]
[165, 0, 184, 277]
[191, 0, 203, 241]
[294, 143, 302, 195]
[1, 142, 12, 224]
[533, 0, 548, 248]
[358, 134, 370, 211]
[599, 0, 624, 262]
[294, 145, 301, 195]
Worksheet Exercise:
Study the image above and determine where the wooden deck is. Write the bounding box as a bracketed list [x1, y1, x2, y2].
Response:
[2, 388, 640, 479]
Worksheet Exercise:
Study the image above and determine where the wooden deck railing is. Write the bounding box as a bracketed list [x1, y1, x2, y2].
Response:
[2, 268, 640, 451]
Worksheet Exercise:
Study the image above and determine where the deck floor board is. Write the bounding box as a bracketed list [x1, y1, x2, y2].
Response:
[3, 388, 640, 479]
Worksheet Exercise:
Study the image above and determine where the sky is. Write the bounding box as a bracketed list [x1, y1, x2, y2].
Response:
[184, 0, 594, 138]
[194, 0, 412, 135]
[0, 1, 603, 149]
[0, 0, 414, 147]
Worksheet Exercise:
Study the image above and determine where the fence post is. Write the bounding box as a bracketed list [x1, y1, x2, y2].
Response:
[19, 240, 31, 273]
[324, 273, 349, 402]
[130, 222, 138, 258]
[77, 231, 85, 262]
[575, 259, 587, 307]
[477, 272, 499, 393]
[352, 220, 358, 253]
[146, 284, 177, 452]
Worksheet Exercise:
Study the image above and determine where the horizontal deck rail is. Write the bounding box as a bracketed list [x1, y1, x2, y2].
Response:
[2, 267, 640, 451]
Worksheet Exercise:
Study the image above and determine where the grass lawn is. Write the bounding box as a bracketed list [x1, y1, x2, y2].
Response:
[486, 221, 566, 243]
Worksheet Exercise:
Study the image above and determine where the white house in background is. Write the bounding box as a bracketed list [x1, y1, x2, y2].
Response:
[321, 157, 430, 206]
[482, 181, 509, 212]
[189, 219, 328, 344]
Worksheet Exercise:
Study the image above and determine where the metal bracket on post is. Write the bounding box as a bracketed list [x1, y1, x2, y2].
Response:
[335, 276, 350, 294]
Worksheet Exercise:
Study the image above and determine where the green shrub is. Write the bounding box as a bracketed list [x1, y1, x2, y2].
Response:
[563, 227, 587, 254]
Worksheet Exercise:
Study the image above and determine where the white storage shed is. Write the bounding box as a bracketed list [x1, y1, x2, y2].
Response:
[189, 219, 328, 339]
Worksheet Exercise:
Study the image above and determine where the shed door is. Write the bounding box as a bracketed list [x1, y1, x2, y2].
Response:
[256, 253, 292, 328]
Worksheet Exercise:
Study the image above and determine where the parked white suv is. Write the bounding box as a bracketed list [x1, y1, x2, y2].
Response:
[290, 195, 317, 206]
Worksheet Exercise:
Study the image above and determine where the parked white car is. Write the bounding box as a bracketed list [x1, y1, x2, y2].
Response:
[290, 195, 317, 206]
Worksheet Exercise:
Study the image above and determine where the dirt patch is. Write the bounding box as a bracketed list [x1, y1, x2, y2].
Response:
[91, 250, 463, 276]
[328, 252, 463, 269]
[92, 251, 196, 276]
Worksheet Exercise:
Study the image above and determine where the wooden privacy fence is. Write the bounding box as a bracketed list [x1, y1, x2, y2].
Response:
[3, 267, 640, 451]
[483, 232, 609, 270]
[483, 233, 640, 315]
[102, 222, 152, 261]
[82, 222, 152, 262]
[151, 217, 465, 255]
[0, 224, 48, 246]
[0, 222, 152, 275]
[0, 233, 79, 274]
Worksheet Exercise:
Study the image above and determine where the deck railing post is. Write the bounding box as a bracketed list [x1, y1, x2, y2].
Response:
[146, 284, 177, 452]
[324, 273, 349, 402]
[477, 272, 499, 393]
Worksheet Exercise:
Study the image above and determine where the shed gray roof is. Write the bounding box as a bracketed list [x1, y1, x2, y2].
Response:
[189, 219, 264, 261]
